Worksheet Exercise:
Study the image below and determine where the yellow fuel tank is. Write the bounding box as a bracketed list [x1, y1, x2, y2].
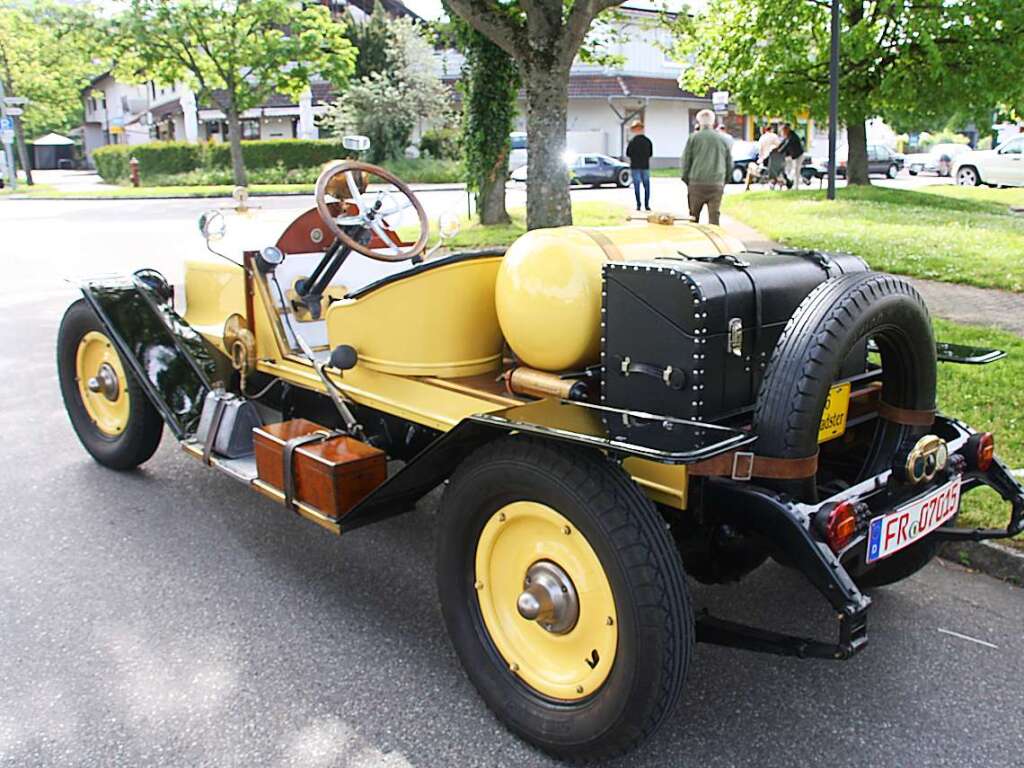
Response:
[495, 221, 744, 371]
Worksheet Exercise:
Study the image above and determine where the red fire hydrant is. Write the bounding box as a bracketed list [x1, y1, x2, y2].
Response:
[129, 157, 140, 187]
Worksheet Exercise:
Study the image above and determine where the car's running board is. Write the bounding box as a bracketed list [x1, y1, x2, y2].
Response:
[180, 440, 341, 535]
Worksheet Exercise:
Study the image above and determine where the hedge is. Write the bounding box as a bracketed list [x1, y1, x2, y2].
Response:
[93, 139, 352, 182]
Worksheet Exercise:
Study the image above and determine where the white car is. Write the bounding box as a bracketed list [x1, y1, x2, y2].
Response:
[952, 136, 1024, 187]
[906, 143, 970, 176]
[509, 132, 527, 171]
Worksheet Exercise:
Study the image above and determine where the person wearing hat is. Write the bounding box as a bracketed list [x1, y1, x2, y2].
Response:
[625, 120, 653, 211]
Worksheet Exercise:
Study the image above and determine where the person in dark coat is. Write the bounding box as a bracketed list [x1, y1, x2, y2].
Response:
[778, 123, 806, 189]
[625, 120, 653, 211]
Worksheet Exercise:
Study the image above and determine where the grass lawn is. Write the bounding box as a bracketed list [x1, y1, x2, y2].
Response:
[422, 200, 629, 249]
[934, 319, 1024, 548]
[722, 185, 1024, 291]
[651, 166, 681, 178]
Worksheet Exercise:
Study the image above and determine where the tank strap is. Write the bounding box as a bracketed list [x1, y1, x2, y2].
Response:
[579, 228, 623, 262]
[878, 401, 936, 427]
[689, 450, 819, 481]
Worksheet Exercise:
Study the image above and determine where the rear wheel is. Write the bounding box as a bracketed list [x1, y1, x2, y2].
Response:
[436, 438, 692, 762]
[956, 166, 980, 186]
[731, 165, 745, 184]
[57, 299, 163, 469]
[616, 168, 631, 187]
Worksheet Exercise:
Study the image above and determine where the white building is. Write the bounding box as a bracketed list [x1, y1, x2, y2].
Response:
[436, 3, 742, 167]
[80, 72, 331, 167]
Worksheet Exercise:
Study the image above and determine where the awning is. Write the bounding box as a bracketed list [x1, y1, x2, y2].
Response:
[31, 132, 75, 146]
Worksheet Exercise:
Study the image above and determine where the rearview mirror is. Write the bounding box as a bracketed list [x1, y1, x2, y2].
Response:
[342, 135, 371, 152]
[438, 211, 461, 240]
[198, 210, 226, 241]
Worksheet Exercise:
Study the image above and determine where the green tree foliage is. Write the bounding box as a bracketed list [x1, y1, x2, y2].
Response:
[670, 0, 1024, 185]
[456, 25, 519, 225]
[117, 0, 356, 187]
[0, 0, 109, 184]
[444, 0, 625, 229]
[349, 4, 393, 80]
[320, 15, 451, 163]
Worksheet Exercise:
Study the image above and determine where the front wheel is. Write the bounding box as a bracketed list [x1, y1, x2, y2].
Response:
[436, 438, 693, 762]
[731, 165, 745, 184]
[887, 164, 898, 179]
[616, 168, 631, 187]
[57, 299, 163, 469]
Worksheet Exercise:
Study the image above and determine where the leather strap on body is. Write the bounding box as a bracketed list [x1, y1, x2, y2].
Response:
[202, 396, 228, 465]
[580, 228, 623, 262]
[878, 401, 936, 427]
[281, 430, 342, 510]
[689, 450, 819, 481]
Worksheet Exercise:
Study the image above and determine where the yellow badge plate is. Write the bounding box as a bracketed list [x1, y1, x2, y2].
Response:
[819, 382, 852, 443]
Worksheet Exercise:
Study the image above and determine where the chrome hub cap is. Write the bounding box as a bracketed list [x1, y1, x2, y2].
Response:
[516, 560, 579, 635]
[87, 362, 120, 401]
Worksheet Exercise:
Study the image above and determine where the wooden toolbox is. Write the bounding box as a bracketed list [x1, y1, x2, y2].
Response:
[253, 418, 386, 520]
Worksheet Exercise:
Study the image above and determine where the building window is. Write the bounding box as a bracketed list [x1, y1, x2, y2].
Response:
[241, 119, 261, 140]
[121, 95, 130, 114]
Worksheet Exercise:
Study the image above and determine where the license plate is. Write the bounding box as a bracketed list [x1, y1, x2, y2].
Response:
[818, 382, 851, 443]
[866, 476, 962, 563]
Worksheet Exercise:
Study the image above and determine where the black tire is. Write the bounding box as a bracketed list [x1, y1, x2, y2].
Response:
[753, 273, 940, 586]
[57, 299, 163, 469]
[436, 437, 693, 763]
[956, 166, 980, 187]
[731, 165, 745, 184]
[887, 163, 898, 179]
[616, 168, 631, 187]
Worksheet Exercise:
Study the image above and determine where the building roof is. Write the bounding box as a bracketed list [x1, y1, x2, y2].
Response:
[150, 98, 183, 120]
[31, 132, 75, 146]
[569, 75, 707, 100]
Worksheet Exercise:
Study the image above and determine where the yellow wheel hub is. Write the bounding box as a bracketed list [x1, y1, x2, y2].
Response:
[474, 501, 618, 701]
[75, 330, 129, 437]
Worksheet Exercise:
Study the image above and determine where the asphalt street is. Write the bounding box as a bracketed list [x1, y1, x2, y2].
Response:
[1, 193, 1020, 768]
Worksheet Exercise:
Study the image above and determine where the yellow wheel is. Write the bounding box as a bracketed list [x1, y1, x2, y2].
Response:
[75, 330, 130, 436]
[475, 501, 617, 701]
[58, 300, 163, 469]
[437, 438, 693, 762]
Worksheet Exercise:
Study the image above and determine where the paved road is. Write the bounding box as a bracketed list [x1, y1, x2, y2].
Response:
[1, 197, 1020, 768]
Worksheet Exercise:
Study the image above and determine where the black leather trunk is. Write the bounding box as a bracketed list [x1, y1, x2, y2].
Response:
[601, 249, 869, 423]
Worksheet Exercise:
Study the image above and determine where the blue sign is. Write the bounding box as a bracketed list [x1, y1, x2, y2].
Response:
[0, 117, 11, 132]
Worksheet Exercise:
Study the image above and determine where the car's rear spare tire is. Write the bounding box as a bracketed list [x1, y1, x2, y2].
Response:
[58, 299, 163, 469]
[753, 273, 940, 586]
[436, 437, 693, 762]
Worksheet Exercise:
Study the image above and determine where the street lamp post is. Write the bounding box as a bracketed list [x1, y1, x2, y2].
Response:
[827, 0, 840, 200]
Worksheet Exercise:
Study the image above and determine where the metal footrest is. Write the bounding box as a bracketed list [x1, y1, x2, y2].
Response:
[695, 608, 868, 661]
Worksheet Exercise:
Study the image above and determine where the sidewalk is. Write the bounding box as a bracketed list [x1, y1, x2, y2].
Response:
[718, 215, 1024, 340]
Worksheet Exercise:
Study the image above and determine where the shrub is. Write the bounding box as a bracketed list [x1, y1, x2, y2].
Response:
[419, 127, 460, 160]
[92, 145, 133, 181]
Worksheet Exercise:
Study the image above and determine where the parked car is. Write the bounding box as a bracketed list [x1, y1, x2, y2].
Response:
[906, 143, 970, 176]
[834, 144, 902, 178]
[509, 131, 527, 171]
[952, 135, 1024, 187]
[512, 152, 631, 187]
[726, 140, 757, 183]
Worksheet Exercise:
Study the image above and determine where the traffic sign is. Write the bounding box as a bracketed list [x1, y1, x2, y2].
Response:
[4, 107, 22, 117]
[0, 117, 11, 131]
[3, 96, 27, 106]
[1, 130, 14, 144]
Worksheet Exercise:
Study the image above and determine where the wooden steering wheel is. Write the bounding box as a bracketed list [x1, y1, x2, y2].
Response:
[315, 160, 430, 262]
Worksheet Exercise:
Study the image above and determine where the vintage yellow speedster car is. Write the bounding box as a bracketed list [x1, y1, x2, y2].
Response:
[57, 142, 1024, 761]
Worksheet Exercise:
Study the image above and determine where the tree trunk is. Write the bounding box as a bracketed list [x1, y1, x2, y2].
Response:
[13, 115, 32, 186]
[845, 118, 870, 186]
[478, 148, 510, 225]
[225, 102, 247, 188]
[524, 66, 572, 230]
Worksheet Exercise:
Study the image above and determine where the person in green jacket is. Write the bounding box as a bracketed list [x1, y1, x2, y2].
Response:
[680, 109, 732, 225]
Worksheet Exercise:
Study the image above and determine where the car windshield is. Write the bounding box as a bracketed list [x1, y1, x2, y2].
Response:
[931, 143, 967, 156]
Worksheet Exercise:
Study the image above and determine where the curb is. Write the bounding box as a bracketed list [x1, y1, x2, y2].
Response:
[1, 183, 470, 202]
[938, 540, 1024, 585]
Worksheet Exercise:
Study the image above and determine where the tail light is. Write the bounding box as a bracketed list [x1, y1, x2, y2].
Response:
[819, 501, 857, 553]
[973, 432, 995, 472]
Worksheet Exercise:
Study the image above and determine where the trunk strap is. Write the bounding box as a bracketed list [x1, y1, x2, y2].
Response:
[878, 401, 936, 427]
[689, 450, 819, 481]
[282, 430, 343, 510]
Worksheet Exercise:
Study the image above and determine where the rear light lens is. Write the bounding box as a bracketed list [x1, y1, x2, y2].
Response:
[822, 501, 857, 553]
[976, 432, 995, 472]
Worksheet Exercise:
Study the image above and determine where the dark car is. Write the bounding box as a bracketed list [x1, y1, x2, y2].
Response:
[838, 144, 902, 178]
[569, 153, 631, 187]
